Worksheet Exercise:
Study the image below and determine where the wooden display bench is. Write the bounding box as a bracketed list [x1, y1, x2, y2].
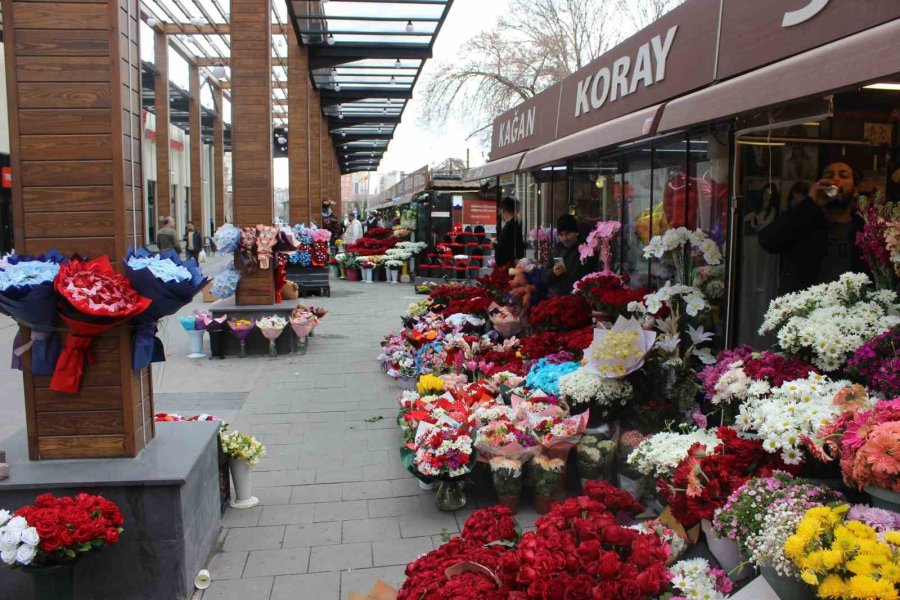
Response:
[285, 264, 331, 297]
[209, 296, 299, 356]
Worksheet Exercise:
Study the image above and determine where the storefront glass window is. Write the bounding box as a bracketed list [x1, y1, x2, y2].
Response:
[651, 138, 689, 287]
[622, 150, 653, 288]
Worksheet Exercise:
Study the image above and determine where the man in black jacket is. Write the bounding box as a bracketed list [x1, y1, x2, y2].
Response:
[759, 161, 866, 294]
[184, 221, 202, 262]
[543, 213, 596, 297]
[493, 196, 524, 268]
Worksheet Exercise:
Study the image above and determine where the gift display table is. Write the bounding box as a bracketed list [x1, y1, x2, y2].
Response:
[0, 421, 222, 600]
[209, 297, 298, 356]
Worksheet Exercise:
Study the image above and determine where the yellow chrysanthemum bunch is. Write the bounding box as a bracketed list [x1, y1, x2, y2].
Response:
[416, 374, 445, 395]
[784, 505, 900, 600]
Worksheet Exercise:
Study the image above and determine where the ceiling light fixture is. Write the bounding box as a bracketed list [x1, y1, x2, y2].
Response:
[334, 83, 341, 92]
[277, 135, 287, 145]
[864, 82, 900, 91]
[147, 17, 160, 28]
[390, 76, 396, 85]
[189, 17, 205, 26]
[405, 20, 414, 33]
[395, 59, 402, 68]
[211, 65, 227, 79]
[326, 33, 335, 46]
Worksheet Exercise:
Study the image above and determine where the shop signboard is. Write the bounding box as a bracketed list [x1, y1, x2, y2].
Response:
[556, 0, 720, 138]
[463, 198, 498, 226]
[490, 83, 563, 160]
[716, 0, 900, 79]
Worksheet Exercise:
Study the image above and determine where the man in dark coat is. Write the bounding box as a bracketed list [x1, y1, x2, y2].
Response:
[543, 213, 596, 297]
[184, 221, 202, 262]
[759, 161, 867, 294]
[493, 196, 525, 268]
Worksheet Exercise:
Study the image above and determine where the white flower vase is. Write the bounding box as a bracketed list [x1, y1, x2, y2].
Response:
[388, 269, 400, 284]
[229, 458, 259, 509]
[187, 330, 206, 358]
[362, 268, 374, 283]
[701, 519, 752, 580]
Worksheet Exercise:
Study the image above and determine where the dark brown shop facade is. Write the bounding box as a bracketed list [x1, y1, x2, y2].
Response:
[471, 0, 900, 351]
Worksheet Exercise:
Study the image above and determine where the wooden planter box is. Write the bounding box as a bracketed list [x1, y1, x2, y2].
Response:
[236, 268, 276, 305]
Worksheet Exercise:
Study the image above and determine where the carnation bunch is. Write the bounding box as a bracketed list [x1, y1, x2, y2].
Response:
[784, 505, 900, 597]
[413, 426, 474, 479]
[845, 326, 900, 398]
[220, 431, 266, 466]
[759, 272, 900, 371]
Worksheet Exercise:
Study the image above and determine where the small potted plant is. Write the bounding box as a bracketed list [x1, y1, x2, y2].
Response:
[220, 430, 266, 509]
[1, 493, 124, 600]
[359, 260, 376, 283]
[529, 453, 565, 514]
[343, 254, 361, 282]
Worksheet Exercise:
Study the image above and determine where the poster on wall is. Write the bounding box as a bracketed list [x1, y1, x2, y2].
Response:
[462, 198, 498, 230]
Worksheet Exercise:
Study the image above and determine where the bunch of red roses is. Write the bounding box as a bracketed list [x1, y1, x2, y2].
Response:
[498, 487, 670, 599]
[519, 327, 593, 361]
[344, 235, 400, 256]
[573, 273, 648, 318]
[444, 296, 495, 317]
[398, 508, 516, 600]
[658, 427, 796, 526]
[477, 268, 513, 302]
[460, 505, 520, 547]
[430, 284, 487, 305]
[14, 492, 124, 564]
[528, 295, 591, 333]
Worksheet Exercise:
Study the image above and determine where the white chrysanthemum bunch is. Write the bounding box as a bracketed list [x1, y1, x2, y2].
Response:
[626, 429, 720, 478]
[735, 373, 860, 464]
[219, 431, 266, 467]
[711, 360, 772, 405]
[643, 228, 722, 266]
[0, 511, 39, 566]
[668, 558, 731, 600]
[557, 368, 633, 409]
[759, 273, 899, 371]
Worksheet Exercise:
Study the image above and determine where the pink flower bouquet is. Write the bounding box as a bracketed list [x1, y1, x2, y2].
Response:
[488, 302, 522, 338]
[257, 315, 287, 357]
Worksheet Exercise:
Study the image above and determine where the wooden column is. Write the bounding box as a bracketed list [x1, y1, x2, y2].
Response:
[320, 114, 328, 204]
[213, 85, 225, 227]
[309, 90, 321, 209]
[231, 0, 274, 305]
[3, 0, 152, 459]
[288, 42, 310, 225]
[230, 0, 273, 227]
[188, 63, 202, 229]
[154, 28, 170, 226]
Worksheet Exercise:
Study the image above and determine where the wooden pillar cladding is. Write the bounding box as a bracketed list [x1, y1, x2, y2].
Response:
[2, 0, 153, 460]
[153, 28, 170, 228]
[230, 0, 273, 227]
[288, 43, 310, 225]
[213, 85, 225, 228]
[231, 0, 274, 305]
[309, 90, 322, 210]
[320, 115, 329, 204]
[188, 63, 202, 230]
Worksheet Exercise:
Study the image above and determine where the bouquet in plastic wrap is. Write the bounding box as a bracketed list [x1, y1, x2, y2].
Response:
[584, 315, 656, 378]
[227, 318, 255, 358]
[0, 249, 66, 375]
[51, 256, 151, 393]
[210, 263, 242, 299]
[257, 315, 287, 357]
[125, 247, 208, 369]
[212, 223, 241, 255]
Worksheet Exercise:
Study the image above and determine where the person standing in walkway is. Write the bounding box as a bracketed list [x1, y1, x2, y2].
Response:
[157, 216, 181, 255]
[493, 196, 524, 268]
[184, 221, 202, 262]
[364, 210, 380, 234]
[344, 212, 363, 246]
[543, 213, 595, 297]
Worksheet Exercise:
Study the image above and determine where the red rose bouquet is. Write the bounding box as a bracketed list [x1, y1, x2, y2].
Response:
[430, 284, 485, 306]
[444, 295, 494, 317]
[529, 294, 591, 333]
[658, 427, 796, 526]
[460, 506, 520, 547]
[51, 256, 152, 393]
[477, 268, 512, 303]
[573, 272, 647, 320]
[397, 535, 509, 600]
[3, 492, 124, 567]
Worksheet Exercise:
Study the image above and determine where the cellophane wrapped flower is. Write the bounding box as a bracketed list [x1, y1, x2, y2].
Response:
[576, 434, 617, 481]
[626, 429, 720, 478]
[584, 316, 656, 378]
[784, 505, 900, 597]
[845, 326, 900, 398]
[490, 456, 523, 498]
[213, 223, 242, 254]
[417, 374, 445, 395]
[667, 558, 733, 600]
[474, 420, 539, 462]
[735, 373, 861, 464]
[712, 472, 844, 542]
[154, 412, 185, 422]
[219, 431, 265, 466]
[573, 272, 647, 318]
[758, 272, 900, 371]
[6, 492, 124, 567]
[525, 359, 580, 395]
[529, 453, 565, 496]
[211, 263, 242, 299]
[558, 367, 633, 416]
[257, 315, 287, 340]
[413, 425, 474, 479]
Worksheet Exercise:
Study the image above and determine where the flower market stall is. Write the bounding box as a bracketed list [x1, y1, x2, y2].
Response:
[373, 223, 900, 599]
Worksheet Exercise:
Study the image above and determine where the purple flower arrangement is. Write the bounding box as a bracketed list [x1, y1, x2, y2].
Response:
[846, 326, 900, 398]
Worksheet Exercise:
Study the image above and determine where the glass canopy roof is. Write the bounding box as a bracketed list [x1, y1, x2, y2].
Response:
[138, 0, 452, 173]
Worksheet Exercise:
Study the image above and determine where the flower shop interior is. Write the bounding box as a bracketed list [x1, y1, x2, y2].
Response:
[0, 1, 899, 600]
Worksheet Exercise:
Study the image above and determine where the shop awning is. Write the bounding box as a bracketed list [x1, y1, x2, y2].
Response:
[465, 152, 525, 181]
[658, 18, 900, 134]
[519, 105, 662, 171]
